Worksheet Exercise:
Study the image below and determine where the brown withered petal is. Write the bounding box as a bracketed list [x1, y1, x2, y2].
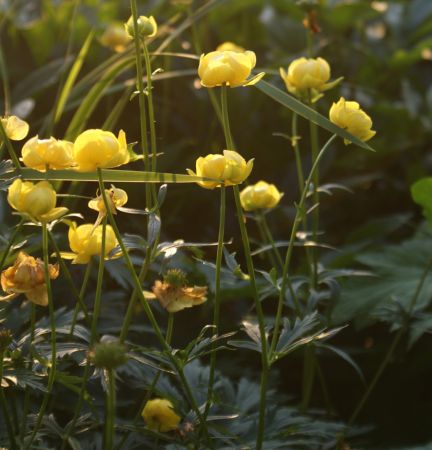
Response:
[152, 280, 207, 313]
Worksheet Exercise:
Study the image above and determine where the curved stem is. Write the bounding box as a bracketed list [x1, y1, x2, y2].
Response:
[205, 186, 226, 418]
[269, 134, 337, 358]
[25, 223, 57, 450]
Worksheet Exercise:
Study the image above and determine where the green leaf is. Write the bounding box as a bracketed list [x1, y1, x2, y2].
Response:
[411, 177, 432, 226]
[254, 80, 374, 151]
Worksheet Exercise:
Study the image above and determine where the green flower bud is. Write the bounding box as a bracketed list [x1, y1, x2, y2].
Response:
[125, 15, 157, 39]
[89, 340, 128, 369]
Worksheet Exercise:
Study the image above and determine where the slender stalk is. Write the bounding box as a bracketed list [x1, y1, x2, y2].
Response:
[0, 43, 11, 116]
[233, 186, 269, 450]
[291, 113, 305, 194]
[104, 368, 116, 450]
[0, 351, 17, 449]
[269, 134, 337, 358]
[205, 186, 226, 417]
[97, 169, 212, 447]
[70, 259, 93, 335]
[25, 223, 57, 450]
[220, 85, 234, 149]
[0, 119, 21, 169]
[90, 218, 107, 343]
[130, 0, 150, 207]
[346, 256, 432, 428]
[258, 212, 284, 270]
[300, 345, 315, 412]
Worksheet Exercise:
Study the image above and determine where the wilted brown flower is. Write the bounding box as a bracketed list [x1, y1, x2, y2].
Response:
[1, 252, 59, 306]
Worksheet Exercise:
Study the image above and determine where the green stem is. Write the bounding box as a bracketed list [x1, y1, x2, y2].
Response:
[205, 186, 226, 418]
[300, 345, 315, 412]
[0, 43, 11, 116]
[258, 212, 284, 270]
[0, 351, 17, 449]
[346, 256, 432, 428]
[70, 259, 93, 335]
[104, 368, 116, 450]
[292, 113, 305, 194]
[90, 218, 107, 343]
[233, 186, 269, 450]
[97, 169, 212, 447]
[269, 134, 337, 359]
[130, 0, 150, 207]
[221, 85, 234, 149]
[25, 223, 57, 450]
[0, 119, 21, 169]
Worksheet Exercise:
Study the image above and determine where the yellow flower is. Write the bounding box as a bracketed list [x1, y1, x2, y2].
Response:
[1, 115, 29, 141]
[1, 252, 59, 306]
[149, 269, 208, 313]
[198, 49, 264, 88]
[7, 179, 68, 223]
[61, 222, 117, 264]
[329, 97, 376, 144]
[88, 186, 128, 215]
[216, 42, 245, 53]
[125, 15, 157, 38]
[142, 398, 181, 432]
[100, 23, 132, 52]
[187, 150, 253, 189]
[21, 136, 74, 171]
[73, 129, 129, 172]
[240, 180, 283, 211]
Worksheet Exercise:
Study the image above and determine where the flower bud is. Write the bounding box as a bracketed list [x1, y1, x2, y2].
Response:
[89, 340, 128, 369]
[125, 15, 157, 39]
[216, 42, 245, 53]
[187, 150, 253, 189]
[73, 129, 129, 172]
[240, 181, 283, 211]
[198, 49, 264, 88]
[100, 23, 132, 52]
[1, 252, 59, 306]
[7, 179, 68, 223]
[329, 97, 376, 144]
[22, 136, 74, 171]
[142, 398, 181, 432]
[1, 115, 29, 141]
[61, 222, 118, 264]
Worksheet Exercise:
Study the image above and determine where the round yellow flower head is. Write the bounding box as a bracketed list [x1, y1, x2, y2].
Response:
[240, 180, 283, 212]
[22, 136, 74, 171]
[329, 97, 376, 145]
[7, 179, 68, 223]
[1, 115, 29, 141]
[125, 15, 157, 39]
[142, 398, 180, 432]
[1, 252, 59, 306]
[100, 23, 132, 52]
[73, 129, 129, 172]
[62, 223, 117, 264]
[88, 186, 128, 215]
[198, 48, 264, 88]
[281, 57, 330, 92]
[187, 150, 253, 189]
[216, 42, 245, 53]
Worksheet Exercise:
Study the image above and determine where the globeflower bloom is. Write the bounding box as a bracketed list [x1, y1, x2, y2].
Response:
[216, 42, 245, 53]
[280, 57, 341, 100]
[0, 115, 29, 141]
[100, 23, 132, 52]
[187, 150, 253, 189]
[73, 129, 129, 172]
[240, 181, 283, 212]
[22, 136, 74, 171]
[125, 15, 157, 39]
[61, 223, 117, 264]
[198, 48, 264, 88]
[1, 252, 59, 306]
[329, 97, 376, 144]
[150, 269, 208, 313]
[142, 398, 181, 432]
[7, 179, 68, 223]
[88, 186, 128, 215]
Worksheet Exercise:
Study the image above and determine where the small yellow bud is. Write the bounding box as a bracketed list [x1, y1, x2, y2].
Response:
[142, 398, 181, 432]
[100, 23, 132, 52]
[1, 252, 59, 306]
[61, 223, 117, 264]
[0, 115, 29, 141]
[240, 181, 283, 212]
[198, 49, 264, 88]
[21, 136, 74, 171]
[125, 15, 157, 39]
[7, 179, 67, 223]
[73, 129, 129, 172]
[88, 186, 128, 215]
[187, 150, 253, 189]
[329, 97, 376, 144]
